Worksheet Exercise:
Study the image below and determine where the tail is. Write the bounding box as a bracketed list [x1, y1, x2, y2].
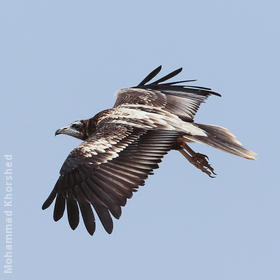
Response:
[186, 123, 257, 160]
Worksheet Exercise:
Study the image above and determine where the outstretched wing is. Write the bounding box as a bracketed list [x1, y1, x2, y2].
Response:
[114, 66, 221, 122]
[42, 122, 180, 235]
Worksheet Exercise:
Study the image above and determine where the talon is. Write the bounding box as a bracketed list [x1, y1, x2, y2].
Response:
[177, 143, 216, 177]
[194, 153, 209, 161]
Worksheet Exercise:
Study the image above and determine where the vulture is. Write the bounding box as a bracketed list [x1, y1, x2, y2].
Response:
[42, 66, 256, 235]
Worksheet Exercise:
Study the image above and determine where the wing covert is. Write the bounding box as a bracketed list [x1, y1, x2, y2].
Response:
[42, 122, 180, 235]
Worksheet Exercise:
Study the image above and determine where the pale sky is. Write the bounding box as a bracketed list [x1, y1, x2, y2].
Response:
[1, 1, 279, 279]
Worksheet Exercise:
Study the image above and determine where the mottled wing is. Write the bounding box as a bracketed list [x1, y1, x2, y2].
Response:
[114, 66, 221, 121]
[42, 122, 180, 235]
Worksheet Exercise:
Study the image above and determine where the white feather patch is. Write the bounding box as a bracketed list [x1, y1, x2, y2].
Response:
[98, 107, 207, 136]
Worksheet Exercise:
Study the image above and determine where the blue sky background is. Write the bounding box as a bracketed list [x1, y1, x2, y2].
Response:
[1, 0, 279, 279]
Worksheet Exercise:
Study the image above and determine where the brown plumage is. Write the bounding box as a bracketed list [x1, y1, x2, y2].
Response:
[42, 66, 256, 235]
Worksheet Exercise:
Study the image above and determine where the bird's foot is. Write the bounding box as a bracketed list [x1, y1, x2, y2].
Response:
[188, 152, 216, 178]
[176, 138, 216, 177]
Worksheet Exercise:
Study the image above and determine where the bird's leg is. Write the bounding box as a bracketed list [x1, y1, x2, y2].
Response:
[176, 137, 216, 178]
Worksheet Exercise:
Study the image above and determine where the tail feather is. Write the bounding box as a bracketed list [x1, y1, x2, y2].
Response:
[186, 123, 256, 160]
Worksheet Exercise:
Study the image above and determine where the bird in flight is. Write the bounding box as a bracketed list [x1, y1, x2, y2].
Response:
[42, 66, 256, 235]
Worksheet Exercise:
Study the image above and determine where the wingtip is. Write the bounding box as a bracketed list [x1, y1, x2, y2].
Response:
[42, 200, 51, 210]
[106, 228, 113, 234]
[42, 203, 47, 210]
[173, 67, 183, 75]
[137, 65, 163, 86]
[212, 91, 222, 97]
[53, 211, 64, 222]
[69, 223, 79, 231]
[87, 228, 95, 235]
[104, 224, 113, 234]
[152, 65, 162, 74]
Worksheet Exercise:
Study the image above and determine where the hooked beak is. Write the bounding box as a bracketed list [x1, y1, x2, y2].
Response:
[55, 121, 85, 140]
[55, 126, 69, 136]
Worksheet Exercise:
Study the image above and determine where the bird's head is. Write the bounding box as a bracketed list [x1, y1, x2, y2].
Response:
[55, 120, 88, 140]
